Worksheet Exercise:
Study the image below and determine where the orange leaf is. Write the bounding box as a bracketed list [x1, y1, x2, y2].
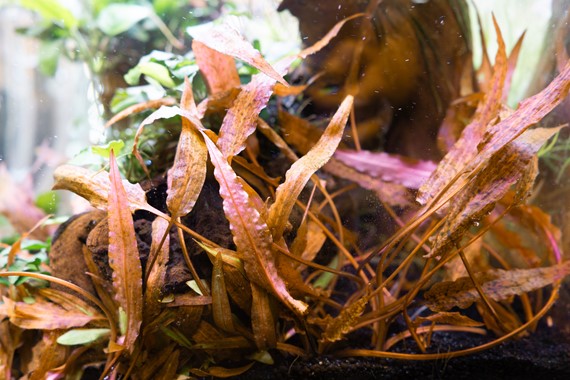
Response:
[144, 217, 170, 322]
[107, 151, 143, 353]
[166, 78, 207, 218]
[267, 95, 353, 241]
[428, 127, 562, 259]
[217, 73, 276, 159]
[2, 293, 102, 330]
[192, 40, 240, 94]
[418, 17, 508, 205]
[212, 252, 235, 333]
[323, 158, 411, 207]
[415, 311, 484, 328]
[202, 133, 307, 315]
[425, 261, 570, 311]
[189, 23, 287, 85]
[52, 165, 158, 214]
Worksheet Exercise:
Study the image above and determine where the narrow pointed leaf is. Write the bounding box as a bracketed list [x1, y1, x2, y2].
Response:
[2, 296, 99, 330]
[217, 73, 276, 159]
[107, 151, 143, 353]
[267, 95, 353, 240]
[193, 40, 240, 94]
[418, 18, 507, 205]
[425, 261, 570, 311]
[212, 252, 235, 333]
[145, 217, 170, 321]
[429, 127, 562, 259]
[189, 23, 287, 85]
[52, 165, 157, 214]
[166, 78, 207, 218]
[202, 134, 307, 315]
[56, 328, 111, 346]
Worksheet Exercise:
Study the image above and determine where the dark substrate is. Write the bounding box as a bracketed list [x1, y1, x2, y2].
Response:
[231, 326, 570, 380]
[231, 283, 570, 380]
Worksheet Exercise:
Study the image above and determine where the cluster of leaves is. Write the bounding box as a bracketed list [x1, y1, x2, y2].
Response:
[2, 6, 570, 380]
[15, 0, 224, 76]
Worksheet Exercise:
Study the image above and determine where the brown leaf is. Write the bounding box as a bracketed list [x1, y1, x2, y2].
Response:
[104, 98, 176, 129]
[189, 362, 255, 378]
[189, 23, 287, 85]
[425, 261, 570, 311]
[153, 348, 180, 380]
[52, 165, 158, 214]
[107, 151, 143, 353]
[279, 110, 329, 155]
[297, 13, 366, 59]
[418, 17, 508, 205]
[476, 59, 570, 174]
[202, 133, 308, 315]
[196, 87, 241, 119]
[333, 149, 436, 189]
[321, 290, 369, 343]
[323, 158, 412, 207]
[217, 73, 276, 159]
[250, 283, 277, 350]
[2, 295, 99, 330]
[267, 95, 353, 241]
[193, 40, 240, 94]
[198, 242, 252, 312]
[166, 78, 207, 218]
[144, 217, 170, 322]
[414, 311, 484, 328]
[27, 331, 68, 380]
[166, 293, 212, 307]
[428, 127, 562, 259]
[212, 252, 235, 333]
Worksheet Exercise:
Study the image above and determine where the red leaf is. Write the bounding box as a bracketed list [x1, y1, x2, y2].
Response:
[418, 17, 508, 205]
[107, 151, 143, 353]
[166, 78, 207, 218]
[203, 134, 307, 315]
[267, 95, 353, 241]
[333, 149, 436, 189]
[217, 73, 276, 159]
[189, 23, 287, 85]
[193, 40, 240, 94]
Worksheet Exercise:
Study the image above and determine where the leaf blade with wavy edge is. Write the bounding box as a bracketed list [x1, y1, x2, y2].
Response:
[144, 217, 170, 322]
[1, 293, 102, 330]
[217, 73, 276, 159]
[267, 95, 353, 241]
[417, 17, 508, 205]
[192, 40, 240, 94]
[429, 126, 563, 260]
[166, 78, 207, 218]
[425, 261, 570, 312]
[202, 134, 307, 316]
[189, 23, 287, 86]
[107, 151, 143, 353]
[52, 165, 159, 214]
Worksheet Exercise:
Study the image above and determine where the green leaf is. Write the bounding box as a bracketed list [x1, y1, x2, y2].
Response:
[56, 328, 111, 346]
[96, 4, 151, 36]
[91, 140, 125, 158]
[139, 62, 176, 88]
[21, 0, 78, 30]
[35, 190, 59, 214]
